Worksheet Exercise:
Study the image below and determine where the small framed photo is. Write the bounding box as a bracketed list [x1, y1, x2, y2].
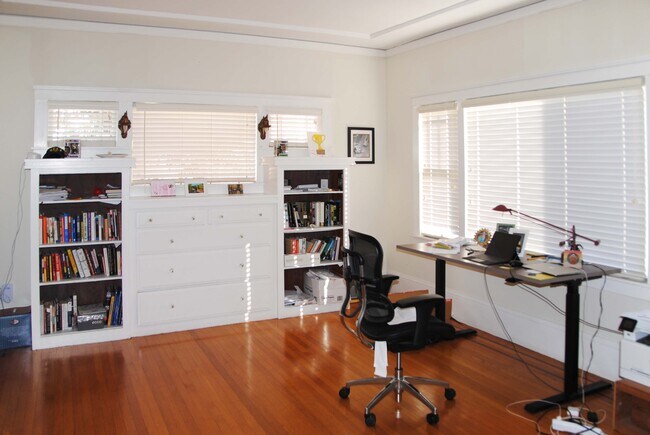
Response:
[65, 139, 80, 158]
[496, 223, 515, 233]
[228, 183, 244, 195]
[187, 181, 206, 195]
[348, 127, 375, 164]
[150, 180, 176, 197]
[510, 229, 529, 258]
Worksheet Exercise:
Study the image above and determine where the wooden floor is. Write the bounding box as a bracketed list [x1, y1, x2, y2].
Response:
[0, 314, 617, 434]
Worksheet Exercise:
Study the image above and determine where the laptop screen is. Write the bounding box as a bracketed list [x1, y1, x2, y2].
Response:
[485, 231, 521, 260]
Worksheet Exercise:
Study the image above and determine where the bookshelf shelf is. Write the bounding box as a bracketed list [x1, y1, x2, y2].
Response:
[26, 158, 132, 350]
[263, 157, 355, 318]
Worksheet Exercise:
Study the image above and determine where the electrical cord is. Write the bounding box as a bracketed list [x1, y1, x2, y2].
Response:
[1, 162, 27, 310]
[483, 267, 559, 391]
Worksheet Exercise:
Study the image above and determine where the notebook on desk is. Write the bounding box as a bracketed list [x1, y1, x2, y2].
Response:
[464, 232, 521, 265]
[523, 261, 580, 277]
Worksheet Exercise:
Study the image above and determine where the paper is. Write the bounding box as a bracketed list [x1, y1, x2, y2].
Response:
[374, 341, 388, 377]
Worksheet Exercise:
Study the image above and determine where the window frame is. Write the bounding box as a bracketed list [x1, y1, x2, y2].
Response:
[412, 60, 650, 294]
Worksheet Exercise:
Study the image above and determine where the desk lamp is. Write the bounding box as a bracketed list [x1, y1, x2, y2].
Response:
[493, 204, 600, 266]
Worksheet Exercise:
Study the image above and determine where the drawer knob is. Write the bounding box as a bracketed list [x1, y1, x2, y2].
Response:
[170, 239, 174, 244]
[258, 213, 263, 217]
[148, 218, 153, 222]
[240, 234, 244, 239]
[241, 296, 244, 301]
[220, 214, 224, 218]
[192, 216, 196, 221]
[240, 263, 244, 268]
[169, 268, 174, 273]
[171, 304, 175, 309]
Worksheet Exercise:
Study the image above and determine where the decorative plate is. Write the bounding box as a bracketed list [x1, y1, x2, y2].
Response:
[474, 228, 492, 247]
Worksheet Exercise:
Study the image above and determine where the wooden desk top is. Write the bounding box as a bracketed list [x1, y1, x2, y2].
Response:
[396, 242, 620, 288]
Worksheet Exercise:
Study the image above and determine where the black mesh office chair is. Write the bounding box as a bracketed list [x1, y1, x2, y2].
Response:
[339, 230, 456, 427]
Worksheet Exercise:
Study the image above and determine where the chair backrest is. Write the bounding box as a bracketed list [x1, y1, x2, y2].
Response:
[340, 230, 395, 347]
[347, 230, 385, 293]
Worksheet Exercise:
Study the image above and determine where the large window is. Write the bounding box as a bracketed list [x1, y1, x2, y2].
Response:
[131, 103, 257, 183]
[419, 78, 647, 280]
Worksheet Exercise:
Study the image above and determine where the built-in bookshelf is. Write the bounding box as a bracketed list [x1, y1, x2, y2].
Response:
[263, 157, 355, 318]
[25, 159, 132, 349]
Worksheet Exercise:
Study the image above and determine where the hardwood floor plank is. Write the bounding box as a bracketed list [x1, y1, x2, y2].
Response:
[0, 313, 617, 434]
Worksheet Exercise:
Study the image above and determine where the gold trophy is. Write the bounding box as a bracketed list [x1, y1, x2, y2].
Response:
[312, 133, 326, 155]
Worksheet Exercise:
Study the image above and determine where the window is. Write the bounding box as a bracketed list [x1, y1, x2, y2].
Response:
[131, 103, 257, 183]
[47, 101, 118, 147]
[267, 110, 321, 147]
[418, 103, 459, 237]
[419, 78, 647, 280]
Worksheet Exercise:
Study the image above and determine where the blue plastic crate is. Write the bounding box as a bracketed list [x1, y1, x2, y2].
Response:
[0, 312, 32, 350]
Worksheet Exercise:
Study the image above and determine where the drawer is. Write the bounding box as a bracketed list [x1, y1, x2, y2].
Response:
[137, 222, 274, 253]
[137, 209, 207, 228]
[137, 245, 273, 289]
[137, 279, 275, 326]
[208, 204, 274, 223]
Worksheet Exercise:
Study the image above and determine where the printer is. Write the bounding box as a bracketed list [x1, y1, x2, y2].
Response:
[618, 310, 650, 387]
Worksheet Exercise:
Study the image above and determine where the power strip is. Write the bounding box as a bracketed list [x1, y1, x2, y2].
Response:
[551, 417, 603, 434]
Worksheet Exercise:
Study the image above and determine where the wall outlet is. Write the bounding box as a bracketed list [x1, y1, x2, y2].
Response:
[1, 283, 13, 303]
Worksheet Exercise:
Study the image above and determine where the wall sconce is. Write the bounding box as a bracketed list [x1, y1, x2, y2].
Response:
[118, 111, 131, 138]
[258, 115, 270, 140]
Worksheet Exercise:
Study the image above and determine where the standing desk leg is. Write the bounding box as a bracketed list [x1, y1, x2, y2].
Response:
[435, 258, 476, 338]
[524, 280, 611, 413]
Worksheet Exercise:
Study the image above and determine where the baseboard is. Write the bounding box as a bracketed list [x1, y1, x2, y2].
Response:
[390, 271, 620, 381]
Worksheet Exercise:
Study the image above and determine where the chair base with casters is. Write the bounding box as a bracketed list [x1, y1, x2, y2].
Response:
[339, 230, 457, 427]
[339, 352, 456, 427]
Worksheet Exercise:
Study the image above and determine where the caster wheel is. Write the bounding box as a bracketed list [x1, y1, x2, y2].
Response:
[339, 387, 350, 399]
[444, 388, 456, 400]
[365, 413, 376, 427]
[427, 413, 439, 425]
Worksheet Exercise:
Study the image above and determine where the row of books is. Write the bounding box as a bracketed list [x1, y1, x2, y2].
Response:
[39, 245, 122, 282]
[285, 236, 341, 261]
[284, 201, 341, 228]
[39, 288, 123, 334]
[39, 209, 121, 245]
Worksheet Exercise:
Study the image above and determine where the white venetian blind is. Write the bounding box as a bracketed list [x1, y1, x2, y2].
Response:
[47, 101, 118, 147]
[465, 78, 646, 280]
[419, 102, 460, 237]
[268, 110, 321, 147]
[131, 103, 257, 183]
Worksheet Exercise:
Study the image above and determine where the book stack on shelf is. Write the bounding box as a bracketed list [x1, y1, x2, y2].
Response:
[40, 287, 123, 334]
[284, 201, 341, 228]
[104, 184, 121, 199]
[284, 236, 341, 267]
[39, 209, 121, 244]
[40, 245, 121, 282]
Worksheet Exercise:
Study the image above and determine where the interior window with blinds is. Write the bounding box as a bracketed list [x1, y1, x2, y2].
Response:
[47, 101, 118, 147]
[131, 104, 257, 183]
[267, 111, 321, 147]
[418, 103, 459, 237]
[464, 78, 647, 280]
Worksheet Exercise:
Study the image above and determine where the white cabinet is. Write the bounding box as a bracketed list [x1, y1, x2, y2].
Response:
[262, 157, 355, 318]
[25, 158, 133, 350]
[130, 197, 277, 336]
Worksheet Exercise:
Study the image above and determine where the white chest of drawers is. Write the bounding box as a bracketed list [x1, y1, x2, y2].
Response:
[129, 196, 277, 336]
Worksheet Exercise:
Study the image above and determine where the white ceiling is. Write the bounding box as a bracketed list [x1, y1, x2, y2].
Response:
[0, 0, 555, 50]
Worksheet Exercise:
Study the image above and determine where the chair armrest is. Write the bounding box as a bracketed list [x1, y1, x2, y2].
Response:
[395, 294, 443, 309]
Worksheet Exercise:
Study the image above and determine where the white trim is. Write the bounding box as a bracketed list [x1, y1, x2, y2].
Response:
[0, 15, 385, 57]
[387, 0, 583, 56]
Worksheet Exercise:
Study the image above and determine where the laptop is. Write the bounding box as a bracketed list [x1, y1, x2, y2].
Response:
[523, 261, 580, 277]
[464, 231, 521, 265]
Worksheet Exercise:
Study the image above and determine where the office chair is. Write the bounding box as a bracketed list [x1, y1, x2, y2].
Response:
[339, 230, 456, 427]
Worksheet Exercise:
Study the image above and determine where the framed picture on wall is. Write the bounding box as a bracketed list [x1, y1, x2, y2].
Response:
[187, 181, 206, 195]
[348, 127, 375, 164]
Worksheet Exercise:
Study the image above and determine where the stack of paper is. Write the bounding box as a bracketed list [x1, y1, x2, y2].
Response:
[39, 185, 69, 201]
[105, 184, 121, 198]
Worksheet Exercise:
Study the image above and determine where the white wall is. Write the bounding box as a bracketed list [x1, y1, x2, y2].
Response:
[384, 0, 650, 380]
[0, 23, 388, 309]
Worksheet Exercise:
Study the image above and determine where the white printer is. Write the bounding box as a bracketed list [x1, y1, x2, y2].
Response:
[618, 310, 650, 387]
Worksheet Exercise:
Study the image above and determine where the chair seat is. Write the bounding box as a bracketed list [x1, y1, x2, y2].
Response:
[362, 317, 456, 352]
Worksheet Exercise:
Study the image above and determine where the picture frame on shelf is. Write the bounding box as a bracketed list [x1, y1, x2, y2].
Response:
[228, 183, 244, 195]
[187, 181, 206, 195]
[348, 127, 375, 164]
[496, 223, 515, 233]
[150, 180, 176, 197]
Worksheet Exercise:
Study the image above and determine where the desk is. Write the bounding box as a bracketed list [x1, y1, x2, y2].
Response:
[396, 242, 620, 413]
